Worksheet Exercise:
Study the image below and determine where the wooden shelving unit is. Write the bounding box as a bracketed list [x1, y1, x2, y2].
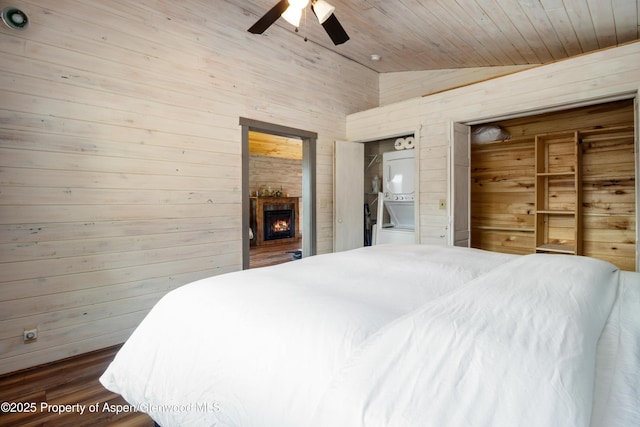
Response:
[534, 131, 582, 255]
[470, 100, 635, 269]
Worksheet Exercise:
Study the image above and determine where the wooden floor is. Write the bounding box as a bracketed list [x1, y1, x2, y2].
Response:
[0, 345, 154, 427]
[249, 238, 303, 268]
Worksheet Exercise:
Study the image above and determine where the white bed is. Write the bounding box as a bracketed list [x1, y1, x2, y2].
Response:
[100, 244, 640, 427]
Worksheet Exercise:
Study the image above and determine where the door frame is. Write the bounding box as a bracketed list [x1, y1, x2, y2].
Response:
[239, 118, 317, 269]
[349, 127, 421, 245]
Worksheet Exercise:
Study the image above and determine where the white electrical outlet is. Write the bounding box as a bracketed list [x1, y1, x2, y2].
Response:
[23, 327, 38, 343]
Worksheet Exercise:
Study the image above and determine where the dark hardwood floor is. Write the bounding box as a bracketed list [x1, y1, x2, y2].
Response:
[0, 345, 154, 427]
[249, 238, 303, 268]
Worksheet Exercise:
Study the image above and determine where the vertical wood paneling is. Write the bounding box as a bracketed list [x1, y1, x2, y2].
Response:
[0, 0, 378, 374]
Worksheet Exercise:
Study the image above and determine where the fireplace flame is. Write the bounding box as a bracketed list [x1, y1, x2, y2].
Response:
[272, 220, 290, 232]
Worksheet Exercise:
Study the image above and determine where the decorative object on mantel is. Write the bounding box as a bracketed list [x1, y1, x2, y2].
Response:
[257, 186, 286, 197]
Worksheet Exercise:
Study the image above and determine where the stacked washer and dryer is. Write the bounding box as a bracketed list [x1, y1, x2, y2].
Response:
[372, 142, 415, 245]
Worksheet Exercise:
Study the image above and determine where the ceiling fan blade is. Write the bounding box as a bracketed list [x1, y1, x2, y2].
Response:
[320, 13, 350, 45]
[248, 0, 289, 34]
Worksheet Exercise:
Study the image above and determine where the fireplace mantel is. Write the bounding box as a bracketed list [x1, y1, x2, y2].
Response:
[250, 197, 300, 246]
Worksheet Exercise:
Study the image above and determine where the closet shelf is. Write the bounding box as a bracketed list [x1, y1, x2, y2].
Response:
[536, 172, 575, 177]
[472, 225, 534, 232]
[534, 131, 582, 255]
[535, 210, 575, 215]
[536, 243, 576, 254]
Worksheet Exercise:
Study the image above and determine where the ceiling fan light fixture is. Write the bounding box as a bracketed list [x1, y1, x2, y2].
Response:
[248, 0, 349, 45]
[312, 0, 335, 24]
[282, 6, 302, 27]
[287, 0, 310, 9]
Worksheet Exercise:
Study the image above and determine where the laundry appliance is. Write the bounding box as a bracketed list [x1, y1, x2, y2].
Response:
[374, 149, 415, 245]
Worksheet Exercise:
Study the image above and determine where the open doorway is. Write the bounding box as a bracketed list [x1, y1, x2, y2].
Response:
[240, 118, 317, 269]
[248, 131, 303, 268]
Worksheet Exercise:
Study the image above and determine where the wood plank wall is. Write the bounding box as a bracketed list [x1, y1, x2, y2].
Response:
[0, 0, 378, 374]
[347, 41, 640, 270]
[470, 100, 636, 270]
[379, 65, 535, 106]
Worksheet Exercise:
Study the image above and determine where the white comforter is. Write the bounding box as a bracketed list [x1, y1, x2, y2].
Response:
[100, 245, 639, 427]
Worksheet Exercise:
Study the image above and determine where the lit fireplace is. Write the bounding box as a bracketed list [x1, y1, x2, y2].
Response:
[272, 219, 290, 232]
[264, 209, 295, 241]
[251, 197, 299, 246]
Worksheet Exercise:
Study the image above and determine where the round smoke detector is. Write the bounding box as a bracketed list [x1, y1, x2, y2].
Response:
[2, 7, 29, 30]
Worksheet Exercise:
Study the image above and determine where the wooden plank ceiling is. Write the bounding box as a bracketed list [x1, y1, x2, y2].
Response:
[249, 131, 303, 159]
[239, 0, 640, 72]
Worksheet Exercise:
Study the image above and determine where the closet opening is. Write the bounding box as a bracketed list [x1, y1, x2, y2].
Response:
[466, 99, 636, 271]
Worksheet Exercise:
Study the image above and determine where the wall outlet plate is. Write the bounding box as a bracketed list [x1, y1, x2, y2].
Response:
[23, 327, 38, 343]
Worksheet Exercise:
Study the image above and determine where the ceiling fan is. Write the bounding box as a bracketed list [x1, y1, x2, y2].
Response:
[248, 0, 349, 45]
